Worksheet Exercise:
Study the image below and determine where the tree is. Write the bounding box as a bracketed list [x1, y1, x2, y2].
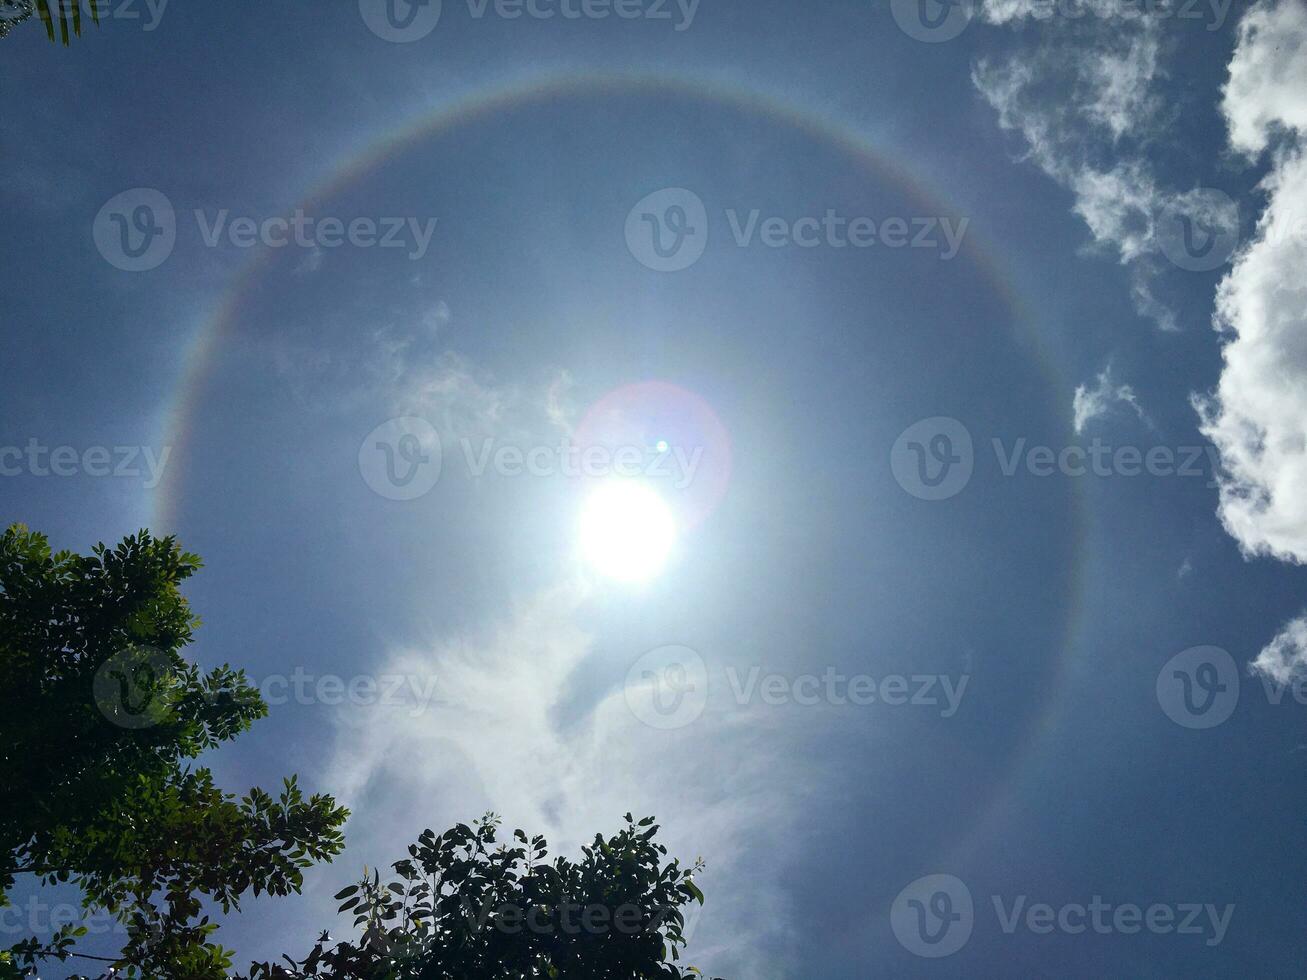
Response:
[246, 813, 722, 980]
[0, 526, 349, 979]
[0, 1, 100, 45]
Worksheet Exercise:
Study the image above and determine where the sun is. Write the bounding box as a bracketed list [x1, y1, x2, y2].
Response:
[579, 481, 676, 583]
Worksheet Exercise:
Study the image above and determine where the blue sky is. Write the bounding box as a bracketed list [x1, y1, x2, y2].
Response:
[4, 0, 1307, 976]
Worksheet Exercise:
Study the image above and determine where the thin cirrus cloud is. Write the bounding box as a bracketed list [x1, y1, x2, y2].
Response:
[1252, 612, 1307, 684]
[1072, 365, 1149, 434]
[1197, 0, 1307, 569]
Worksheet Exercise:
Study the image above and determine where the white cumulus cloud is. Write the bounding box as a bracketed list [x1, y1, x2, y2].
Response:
[1196, 0, 1307, 564]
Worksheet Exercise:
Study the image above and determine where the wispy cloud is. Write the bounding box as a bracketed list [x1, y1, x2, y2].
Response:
[971, 5, 1221, 333]
[1251, 612, 1307, 684]
[322, 581, 803, 978]
[1072, 365, 1148, 433]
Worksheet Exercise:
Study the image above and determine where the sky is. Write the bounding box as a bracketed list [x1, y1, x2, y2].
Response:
[3, 0, 1307, 976]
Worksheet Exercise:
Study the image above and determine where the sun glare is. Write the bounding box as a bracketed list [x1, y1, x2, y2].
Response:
[579, 481, 676, 583]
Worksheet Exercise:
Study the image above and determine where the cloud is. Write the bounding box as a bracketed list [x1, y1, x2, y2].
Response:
[1072, 365, 1148, 433]
[1196, 0, 1307, 563]
[1250, 612, 1307, 684]
[971, 7, 1207, 331]
[322, 582, 802, 979]
[1222, 0, 1307, 156]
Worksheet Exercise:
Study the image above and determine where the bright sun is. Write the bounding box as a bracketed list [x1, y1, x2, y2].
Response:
[579, 481, 676, 583]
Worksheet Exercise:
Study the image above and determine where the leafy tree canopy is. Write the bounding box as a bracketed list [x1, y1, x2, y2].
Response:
[0, 526, 348, 978]
[248, 813, 721, 980]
